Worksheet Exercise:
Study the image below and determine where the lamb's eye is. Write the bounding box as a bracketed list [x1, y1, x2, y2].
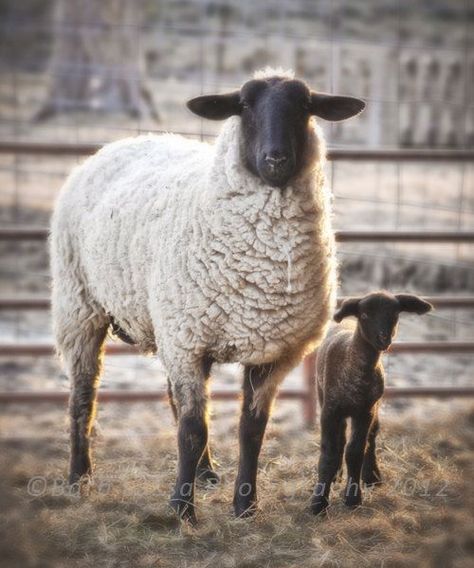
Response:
[241, 101, 250, 110]
[360, 313, 368, 320]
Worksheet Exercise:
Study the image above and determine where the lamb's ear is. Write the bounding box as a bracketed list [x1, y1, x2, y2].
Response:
[186, 91, 241, 120]
[396, 294, 433, 315]
[334, 297, 361, 322]
[309, 92, 366, 122]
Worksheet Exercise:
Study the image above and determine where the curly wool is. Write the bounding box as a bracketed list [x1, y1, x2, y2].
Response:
[51, 115, 336, 384]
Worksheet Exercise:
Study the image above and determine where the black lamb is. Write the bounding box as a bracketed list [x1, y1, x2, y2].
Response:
[311, 291, 433, 515]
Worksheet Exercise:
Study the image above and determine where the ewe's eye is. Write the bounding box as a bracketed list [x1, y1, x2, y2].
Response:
[241, 101, 250, 110]
[360, 313, 368, 320]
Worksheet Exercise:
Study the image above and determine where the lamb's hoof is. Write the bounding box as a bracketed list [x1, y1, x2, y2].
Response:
[363, 476, 383, 488]
[196, 467, 220, 488]
[311, 496, 329, 516]
[233, 498, 257, 519]
[169, 497, 197, 526]
[363, 471, 383, 488]
[344, 493, 362, 508]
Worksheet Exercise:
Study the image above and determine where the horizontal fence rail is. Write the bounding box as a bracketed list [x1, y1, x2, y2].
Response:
[1, 342, 473, 358]
[1, 296, 474, 311]
[1, 386, 473, 406]
[2, 227, 474, 242]
[1, 141, 474, 161]
[1, 143, 473, 423]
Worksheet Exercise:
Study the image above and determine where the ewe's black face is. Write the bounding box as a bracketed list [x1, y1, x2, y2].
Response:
[239, 78, 310, 187]
[187, 75, 366, 188]
[334, 292, 433, 351]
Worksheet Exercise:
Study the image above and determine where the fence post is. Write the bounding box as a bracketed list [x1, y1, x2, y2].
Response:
[303, 351, 318, 429]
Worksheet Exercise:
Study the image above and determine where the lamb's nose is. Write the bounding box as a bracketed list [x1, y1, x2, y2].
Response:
[378, 332, 391, 348]
[264, 153, 288, 169]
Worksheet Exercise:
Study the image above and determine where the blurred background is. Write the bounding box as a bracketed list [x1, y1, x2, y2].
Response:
[0, 2, 473, 566]
[0, 0, 472, 432]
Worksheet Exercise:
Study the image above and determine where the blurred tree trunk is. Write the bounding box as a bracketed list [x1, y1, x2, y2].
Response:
[35, 0, 158, 121]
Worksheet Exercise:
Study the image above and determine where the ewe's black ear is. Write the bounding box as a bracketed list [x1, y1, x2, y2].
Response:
[334, 297, 361, 323]
[186, 91, 241, 120]
[309, 92, 366, 122]
[396, 294, 433, 315]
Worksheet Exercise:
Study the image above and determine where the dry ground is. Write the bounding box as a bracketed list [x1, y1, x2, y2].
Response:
[1, 405, 473, 568]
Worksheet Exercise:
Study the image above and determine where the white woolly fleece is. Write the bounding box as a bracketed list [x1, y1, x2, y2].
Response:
[51, 114, 336, 393]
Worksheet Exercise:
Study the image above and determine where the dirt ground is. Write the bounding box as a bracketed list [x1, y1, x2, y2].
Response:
[1, 404, 473, 568]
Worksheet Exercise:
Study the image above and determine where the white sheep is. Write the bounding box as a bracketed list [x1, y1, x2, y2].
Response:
[50, 68, 365, 523]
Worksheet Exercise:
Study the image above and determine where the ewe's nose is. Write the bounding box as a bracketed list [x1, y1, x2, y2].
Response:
[264, 152, 288, 170]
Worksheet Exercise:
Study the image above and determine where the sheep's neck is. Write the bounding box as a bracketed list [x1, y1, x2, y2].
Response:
[349, 326, 382, 372]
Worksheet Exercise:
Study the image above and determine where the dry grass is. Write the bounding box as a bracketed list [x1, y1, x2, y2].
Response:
[1, 406, 473, 568]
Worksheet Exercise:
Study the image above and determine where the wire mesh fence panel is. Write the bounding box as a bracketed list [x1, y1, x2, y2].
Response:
[0, 0, 473, 426]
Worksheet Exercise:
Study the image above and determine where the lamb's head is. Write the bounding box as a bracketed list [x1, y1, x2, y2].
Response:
[334, 291, 433, 351]
[187, 69, 365, 188]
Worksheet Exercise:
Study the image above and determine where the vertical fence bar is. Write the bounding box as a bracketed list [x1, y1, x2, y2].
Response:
[302, 351, 317, 429]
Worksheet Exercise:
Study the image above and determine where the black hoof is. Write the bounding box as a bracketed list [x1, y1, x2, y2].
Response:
[233, 499, 257, 519]
[344, 494, 362, 508]
[311, 496, 329, 516]
[69, 469, 91, 485]
[196, 467, 220, 487]
[169, 497, 197, 526]
[363, 471, 383, 488]
[69, 455, 92, 485]
[69, 472, 81, 485]
[364, 477, 383, 488]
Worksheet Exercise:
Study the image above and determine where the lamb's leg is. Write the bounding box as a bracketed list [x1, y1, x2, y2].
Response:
[344, 412, 373, 507]
[60, 319, 108, 484]
[336, 418, 347, 482]
[311, 410, 345, 515]
[169, 363, 211, 525]
[233, 361, 280, 518]
[167, 377, 218, 486]
[362, 415, 382, 487]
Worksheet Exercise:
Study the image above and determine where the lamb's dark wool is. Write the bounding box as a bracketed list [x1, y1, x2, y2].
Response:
[311, 291, 433, 515]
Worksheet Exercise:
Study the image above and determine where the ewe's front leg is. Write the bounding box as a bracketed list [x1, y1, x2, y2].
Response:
[233, 361, 285, 518]
[169, 369, 210, 525]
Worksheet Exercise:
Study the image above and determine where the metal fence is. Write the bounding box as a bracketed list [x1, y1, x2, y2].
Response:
[0, 142, 473, 427]
[0, 1, 473, 427]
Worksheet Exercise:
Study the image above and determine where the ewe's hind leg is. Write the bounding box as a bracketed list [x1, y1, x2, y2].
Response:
[362, 415, 382, 487]
[167, 378, 218, 487]
[58, 316, 108, 484]
[168, 360, 211, 525]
